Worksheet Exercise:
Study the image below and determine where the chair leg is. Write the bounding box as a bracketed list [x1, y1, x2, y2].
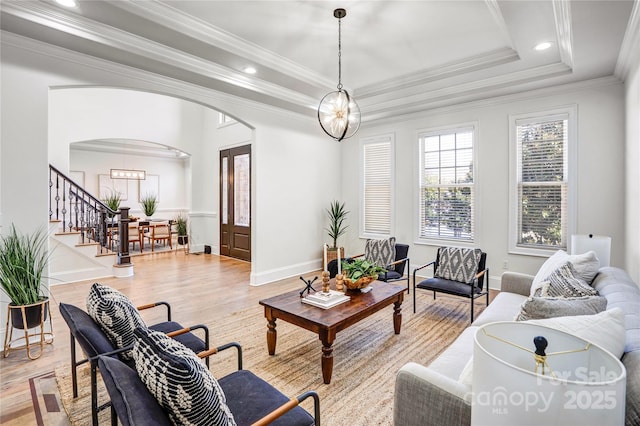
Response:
[110, 404, 118, 426]
[470, 296, 475, 323]
[433, 291, 436, 300]
[70, 333, 78, 398]
[91, 361, 98, 426]
[412, 280, 417, 314]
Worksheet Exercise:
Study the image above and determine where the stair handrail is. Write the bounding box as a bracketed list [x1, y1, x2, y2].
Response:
[49, 164, 131, 265]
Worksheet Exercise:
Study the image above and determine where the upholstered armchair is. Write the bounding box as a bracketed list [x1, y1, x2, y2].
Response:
[413, 247, 488, 322]
[143, 221, 172, 251]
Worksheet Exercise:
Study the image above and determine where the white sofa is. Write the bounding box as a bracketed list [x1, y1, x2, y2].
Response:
[394, 267, 640, 425]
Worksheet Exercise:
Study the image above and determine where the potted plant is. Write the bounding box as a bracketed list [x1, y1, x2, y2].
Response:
[140, 193, 158, 218]
[0, 225, 52, 358]
[325, 200, 348, 267]
[102, 190, 122, 217]
[175, 213, 188, 246]
[341, 258, 385, 290]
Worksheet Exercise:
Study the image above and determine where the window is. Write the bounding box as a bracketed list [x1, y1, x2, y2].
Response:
[218, 112, 236, 127]
[361, 134, 393, 236]
[509, 107, 576, 255]
[418, 125, 476, 242]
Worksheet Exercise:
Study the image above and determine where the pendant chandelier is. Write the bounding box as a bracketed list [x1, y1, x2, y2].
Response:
[317, 8, 361, 141]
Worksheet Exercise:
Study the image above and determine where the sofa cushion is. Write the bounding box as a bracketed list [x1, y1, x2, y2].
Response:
[365, 237, 396, 267]
[515, 295, 607, 321]
[132, 327, 236, 426]
[86, 283, 146, 359]
[427, 326, 478, 382]
[435, 247, 482, 284]
[526, 308, 626, 358]
[622, 351, 640, 425]
[531, 250, 599, 295]
[535, 262, 598, 298]
[591, 267, 640, 353]
[471, 292, 528, 327]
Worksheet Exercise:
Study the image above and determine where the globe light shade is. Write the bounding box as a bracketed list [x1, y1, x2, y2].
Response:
[318, 89, 361, 141]
[471, 321, 626, 425]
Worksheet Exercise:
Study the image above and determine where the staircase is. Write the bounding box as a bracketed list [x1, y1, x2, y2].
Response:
[48, 165, 133, 285]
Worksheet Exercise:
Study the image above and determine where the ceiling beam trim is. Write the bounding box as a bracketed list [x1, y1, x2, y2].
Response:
[552, 0, 574, 70]
[614, 0, 640, 80]
[356, 47, 519, 98]
[484, 0, 515, 48]
[2, 1, 317, 109]
[111, 0, 336, 90]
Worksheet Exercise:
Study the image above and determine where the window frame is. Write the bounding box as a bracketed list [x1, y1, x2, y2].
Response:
[508, 105, 577, 257]
[359, 133, 395, 239]
[217, 112, 237, 128]
[415, 122, 478, 246]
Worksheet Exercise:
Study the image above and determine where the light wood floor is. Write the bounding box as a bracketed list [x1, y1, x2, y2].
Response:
[0, 252, 305, 425]
[0, 252, 498, 425]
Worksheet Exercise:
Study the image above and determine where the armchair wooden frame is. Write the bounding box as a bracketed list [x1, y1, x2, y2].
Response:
[59, 301, 210, 426]
[99, 340, 321, 426]
[412, 250, 489, 322]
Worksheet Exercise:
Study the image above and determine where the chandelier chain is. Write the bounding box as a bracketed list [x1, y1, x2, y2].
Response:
[337, 16, 342, 90]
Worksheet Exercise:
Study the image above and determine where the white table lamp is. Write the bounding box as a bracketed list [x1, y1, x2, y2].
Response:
[471, 322, 626, 425]
[571, 234, 611, 267]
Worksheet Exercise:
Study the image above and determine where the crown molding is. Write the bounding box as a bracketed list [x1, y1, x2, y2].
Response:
[356, 47, 519, 98]
[1, 1, 317, 109]
[362, 75, 621, 126]
[0, 31, 313, 122]
[111, 0, 335, 90]
[361, 62, 571, 118]
[484, 0, 515, 48]
[552, 0, 574, 69]
[614, 0, 640, 80]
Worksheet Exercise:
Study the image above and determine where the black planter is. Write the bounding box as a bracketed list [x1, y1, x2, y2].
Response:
[9, 299, 49, 330]
[177, 235, 188, 245]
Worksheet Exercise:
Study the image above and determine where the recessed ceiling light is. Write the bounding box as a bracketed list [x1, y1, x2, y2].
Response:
[243, 66, 257, 75]
[54, 0, 77, 7]
[534, 42, 552, 51]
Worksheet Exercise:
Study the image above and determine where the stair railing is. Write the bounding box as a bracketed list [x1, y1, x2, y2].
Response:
[49, 164, 131, 266]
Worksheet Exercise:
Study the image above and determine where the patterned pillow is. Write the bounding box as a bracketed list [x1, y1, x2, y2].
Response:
[515, 295, 607, 321]
[86, 282, 146, 359]
[364, 237, 396, 267]
[132, 327, 236, 426]
[435, 247, 482, 284]
[535, 262, 599, 298]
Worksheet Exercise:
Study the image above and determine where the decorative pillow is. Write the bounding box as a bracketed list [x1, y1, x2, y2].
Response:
[364, 237, 396, 267]
[531, 250, 599, 296]
[535, 262, 599, 298]
[526, 308, 626, 358]
[132, 327, 236, 426]
[515, 295, 607, 321]
[86, 282, 146, 359]
[435, 247, 482, 284]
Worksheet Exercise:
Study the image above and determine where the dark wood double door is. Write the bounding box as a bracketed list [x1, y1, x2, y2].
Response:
[220, 145, 251, 261]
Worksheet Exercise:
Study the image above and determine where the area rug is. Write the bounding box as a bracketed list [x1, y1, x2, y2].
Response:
[55, 293, 481, 425]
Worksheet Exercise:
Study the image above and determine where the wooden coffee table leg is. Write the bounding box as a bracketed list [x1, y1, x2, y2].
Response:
[393, 299, 402, 334]
[319, 329, 336, 384]
[265, 308, 277, 355]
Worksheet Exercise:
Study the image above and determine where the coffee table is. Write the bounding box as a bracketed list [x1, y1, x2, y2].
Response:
[259, 280, 404, 384]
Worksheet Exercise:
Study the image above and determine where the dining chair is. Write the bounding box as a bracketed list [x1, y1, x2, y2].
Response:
[144, 221, 172, 252]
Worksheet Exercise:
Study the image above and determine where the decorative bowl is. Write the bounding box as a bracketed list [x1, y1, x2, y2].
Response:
[343, 275, 377, 290]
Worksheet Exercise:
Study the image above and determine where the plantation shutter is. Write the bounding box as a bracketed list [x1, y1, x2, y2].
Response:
[516, 114, 568, 249]
[363, 136, 392, 235]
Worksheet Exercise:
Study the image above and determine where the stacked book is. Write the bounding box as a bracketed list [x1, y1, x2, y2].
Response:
[302, 290, 350, 309]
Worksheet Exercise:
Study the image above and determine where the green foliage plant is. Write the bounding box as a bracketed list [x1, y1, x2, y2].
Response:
[326, 200, 349, 249]
[0, 225, 50, 305]
[341, 258, 385, 281]
[102, 190, 122, 214]
[140, 193, 158, 217]
[175, 212, 188, 236]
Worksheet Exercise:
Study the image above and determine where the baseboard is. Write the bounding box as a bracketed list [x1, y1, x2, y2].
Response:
[250, 259, 322, 286]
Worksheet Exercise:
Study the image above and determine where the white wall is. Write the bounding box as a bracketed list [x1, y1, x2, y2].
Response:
[342, 79, 626, 289]
[625, 45, 640, 284]
[0, 32, 339, 344]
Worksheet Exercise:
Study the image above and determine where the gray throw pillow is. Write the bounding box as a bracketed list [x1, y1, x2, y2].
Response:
[133, 327, 236, 426]
[535, 261, 599, 298]
[364, 237, 396, 267]
[515, 295, 607, 321]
